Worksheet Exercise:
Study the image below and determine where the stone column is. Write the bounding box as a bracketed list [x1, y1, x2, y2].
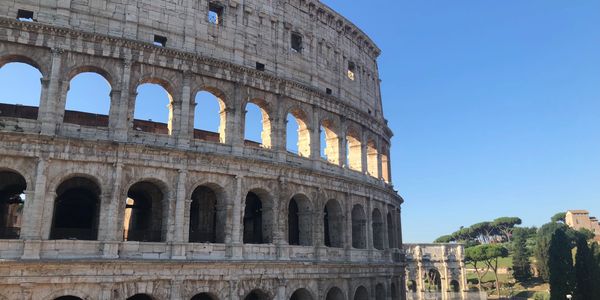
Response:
[98, 162, 123, 244]
[113, 58, 132, 141]
[173, 169, 188, 243]
[339, 118, 348, 168]
[366, 196, 374, 261]
[177, 72, 193, 148]
[376, 138, 384, 181]
[361, 130, 368, 175]
[344, 192, 352, 258]
[20, 157, 48, 260]
[229, 84, 244, 152]
[310, 105, 320, 161]
[41, 48, 63, 136]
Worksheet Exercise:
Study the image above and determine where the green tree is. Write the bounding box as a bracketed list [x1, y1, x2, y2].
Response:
[466, 244, 508, 297]
[492, 217, 522, 242]
[534, 222, 565, 281]
[591, 243, 600, 299]
[512, 228, 532, 282]
[548, 228, 575, 300]
[574, 236, 593, 300]
[551, 212, 566, 223]
[434, 235, 453, 243]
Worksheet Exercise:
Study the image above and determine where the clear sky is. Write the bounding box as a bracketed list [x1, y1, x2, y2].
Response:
[321, 0, 600, 242]
[1, 1, 599, 243]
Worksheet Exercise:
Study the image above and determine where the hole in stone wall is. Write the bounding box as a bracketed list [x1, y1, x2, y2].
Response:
[133, 82, 173, 135]
[17, 9, 34, 22]
[194, 90, 226, 143]
[64, 72, 111, 127]
[326, 88, 332, 95]
[324, 199, 343, 248]
[0, 171, 26, 239]
[153, 35, 167, 47]
[347, 61, 356, 81]
[208, 2, 224, 25]
[50, 177, 100, 241]
[354, 287, 369, 300]
[351, 204, 367, 249]
[256, 62, 266, 71]
[124, 181, 164, 242]
[0, 62, 42, 120]
[291, 32, 303, 53]
[372, 208, 384, 250]
[189, 186, 225, 243]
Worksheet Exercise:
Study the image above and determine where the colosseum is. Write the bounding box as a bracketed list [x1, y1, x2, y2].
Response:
[0, 1, 404, 300]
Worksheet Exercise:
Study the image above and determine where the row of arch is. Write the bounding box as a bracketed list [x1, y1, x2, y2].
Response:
[406, 269, 461, 293]
[0, 169, 400, 250]
[48, 283, 398, 300]
[0, 58, 391, 182]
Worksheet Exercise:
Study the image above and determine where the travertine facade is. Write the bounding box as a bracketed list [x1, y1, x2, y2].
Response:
[404, 244, 472, 300]
[0, 1, 404, 300]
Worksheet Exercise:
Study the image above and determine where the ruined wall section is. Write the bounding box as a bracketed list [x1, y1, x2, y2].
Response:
[0, 0, 384, 120]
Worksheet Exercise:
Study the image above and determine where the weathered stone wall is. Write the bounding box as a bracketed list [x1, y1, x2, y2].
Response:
[0, 1, 403, 299]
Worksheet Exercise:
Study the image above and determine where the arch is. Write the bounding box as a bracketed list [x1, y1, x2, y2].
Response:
[366, 139, 378, 177]
[372, 208, 384, 250]
[323, 199, 344, 248]
[54, 297, 83, 300]
[286, 107, 311, 157]
[0, 61, 43, 120]
[189, 185, 226, 243]
[351, 204, 367, 249]
[127, 294, 155, 300]
[390, 283, 398, 300]
[243, 190, 273, 244]
[244, 289, 270, 300]
[287, 194, 313, 246]
[50, 176, 101, 240]
[346, 127, 362, 171]
[0, 171, 27, 239]
[375, 283, 385, 300]
[124, 181, 166, 242]
[244, 99, 272, 148]
[194, 90, 227, 143]
[191, 292, 218, 300]
[449, 280, 460, 293]
[133, 80, 174, 135]
[63, 71, 112, 126]
[353, 286, 368, 300]
[407, 280, 417, 293]
[387, 212, 395, 249]
[425, 269, 442, 292]
[325, 287, 344, 300]
[320, 119, 339, 165]
[289, 288, 313, 300]
[381, 144, 390, 183]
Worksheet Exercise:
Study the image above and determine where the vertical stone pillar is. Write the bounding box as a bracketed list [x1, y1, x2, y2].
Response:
[310, 105, 320, 161]
[229, 84, 244, 151]
[99, 162, 123, 243]
[173, 169, 188, 243]
[361, 130, 368, 175]
[376, 139, 384, 181]
[344, 192, 352, 258]
[276, 279, 287, 300]
[366, 196, 374, 261]
[228, 175, 244, 258]
[113, 58, 132, 141]
[339, 118, 348, 168]
[19, 157, 47, 240]
[178, 72, 193, 148]
[41, 48, 63, 136]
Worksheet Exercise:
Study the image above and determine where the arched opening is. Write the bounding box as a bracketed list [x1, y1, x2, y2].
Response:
[290, 288, 313, 300]
[0, 171, 26, 239]
[64, 72, 111, 127]
[189, 186, 225, 243]
[450, 280, 460, 293]
[243, 191, 272, 244]
[407, 280, 417, 293]
[351, 204, 367, 249]
[391, 283, 398, 300]
[375, 284, 385, 300]
[323, 199, 343, 248]
[425, 269, 442, 292]
[244, 100, 271, 148]
[286, 109, 310, 157]
[124, 181, 165, 242]
[325, 287, 344, 300]
[366, 139, 378, 177]
[127, 294, 154, 300]
[346, 130, 362, 171]
[0, 61, 43, 120]
[191, 292, 218, 300]
[194, 90, 226, 143]
[320, 120, 339, 164]
[54, 297, 83, 300]
[372, 209, 384, 250]
[133, 82, 173, 135]
[353, 286, 368, 300]
[244, 289, 269, 300]
[287, 195, 312, 246]
[381, 145, 390, 183]
[50, 177, 100, 240]
[387, 212, 395, 249]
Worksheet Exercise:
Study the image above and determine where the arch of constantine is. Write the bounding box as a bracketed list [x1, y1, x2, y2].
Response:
[0, 0, 405, 300]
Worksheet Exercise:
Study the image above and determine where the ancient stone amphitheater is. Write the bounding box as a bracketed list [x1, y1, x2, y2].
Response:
[0, 1, 404, 300]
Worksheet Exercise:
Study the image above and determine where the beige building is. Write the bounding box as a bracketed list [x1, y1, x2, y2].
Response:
[565, 210, 600, 242]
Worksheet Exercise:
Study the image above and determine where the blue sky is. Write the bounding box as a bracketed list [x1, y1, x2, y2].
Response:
[1, 1, 599, 243]
[321, 0, 600, 242]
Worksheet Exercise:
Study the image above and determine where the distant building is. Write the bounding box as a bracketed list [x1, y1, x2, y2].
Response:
[565, 210, 600, 242]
